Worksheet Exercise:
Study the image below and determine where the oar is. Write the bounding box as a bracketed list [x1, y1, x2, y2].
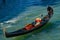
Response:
[3, 27, 7, 38]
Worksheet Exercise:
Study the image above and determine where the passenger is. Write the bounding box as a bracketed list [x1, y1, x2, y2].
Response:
[32, 14, 43, 26]
[35, 18, 42, 27]
[25, 18, 42, 30]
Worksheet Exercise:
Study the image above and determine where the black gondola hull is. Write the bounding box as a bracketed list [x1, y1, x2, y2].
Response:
[5, 6, 53, 38]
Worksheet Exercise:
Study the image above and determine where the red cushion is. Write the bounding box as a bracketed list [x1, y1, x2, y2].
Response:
[25, 24, 34, 30]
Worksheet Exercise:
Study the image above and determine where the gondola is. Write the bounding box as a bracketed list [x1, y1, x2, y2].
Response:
[3, 6, 54, 38]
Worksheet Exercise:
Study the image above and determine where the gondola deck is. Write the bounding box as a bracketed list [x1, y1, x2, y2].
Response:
[4, 6, 54, 38]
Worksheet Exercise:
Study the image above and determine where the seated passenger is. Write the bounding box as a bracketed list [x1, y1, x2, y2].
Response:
[35, 18, 42, 27]
[25, 18, 42, 30]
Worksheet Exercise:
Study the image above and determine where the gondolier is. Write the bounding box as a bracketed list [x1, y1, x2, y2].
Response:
[47, 6, 53, 17]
